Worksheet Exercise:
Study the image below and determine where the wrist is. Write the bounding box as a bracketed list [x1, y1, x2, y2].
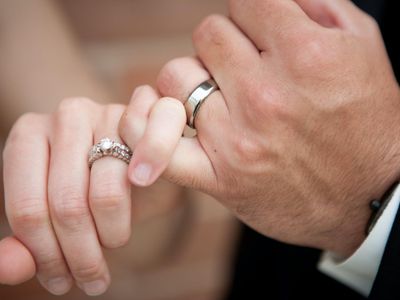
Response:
[330, 88, 400, 257]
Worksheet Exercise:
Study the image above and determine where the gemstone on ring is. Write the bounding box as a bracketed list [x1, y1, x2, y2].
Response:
[88, 138, 133, 168]
[99, 138, 113, 154]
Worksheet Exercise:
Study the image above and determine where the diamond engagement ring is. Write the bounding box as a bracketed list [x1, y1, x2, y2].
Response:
[88, 138, 133, 168]
[185, 79, 219, 129]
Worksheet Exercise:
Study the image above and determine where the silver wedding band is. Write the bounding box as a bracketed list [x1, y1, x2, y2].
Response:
[88, 138, 133, 168]
[185, 79, 219, 129]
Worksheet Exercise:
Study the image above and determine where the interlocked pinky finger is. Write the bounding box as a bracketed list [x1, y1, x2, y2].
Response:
[119, 85, 159, 150]
[127, 97, 186, 187]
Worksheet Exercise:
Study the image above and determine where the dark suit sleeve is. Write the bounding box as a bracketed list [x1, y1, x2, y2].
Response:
[365, 1, 400, 298]
[369, 206, 400, 299]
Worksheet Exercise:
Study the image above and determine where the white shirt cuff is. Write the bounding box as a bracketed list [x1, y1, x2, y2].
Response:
[318, 184, 400, 297]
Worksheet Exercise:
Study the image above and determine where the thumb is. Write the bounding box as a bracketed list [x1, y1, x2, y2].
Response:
[120, 87, 217, 193]
[0, 236, 36, 285]
[294, 0, 370, 32]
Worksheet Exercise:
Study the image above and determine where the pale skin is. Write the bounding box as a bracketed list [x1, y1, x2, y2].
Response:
[1, 0, 400, 297]
[0, 1, 117, 294]
[0, 0, 183, 296]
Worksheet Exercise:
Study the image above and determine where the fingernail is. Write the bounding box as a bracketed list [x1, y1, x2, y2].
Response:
[83, 279, 107, 296]
[132, 163, 152, 185]
[47, 277, 70, 295]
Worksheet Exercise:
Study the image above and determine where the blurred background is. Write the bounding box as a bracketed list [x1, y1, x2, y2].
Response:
[0, 0, 241, 299]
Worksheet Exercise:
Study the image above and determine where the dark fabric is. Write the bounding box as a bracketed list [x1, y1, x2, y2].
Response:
[370, 207, 400, 299]
[226, 228, 365, 300]
[352, 0, 386, 22]
[379, 0, 400, 83]
[226, 0, 400, 299]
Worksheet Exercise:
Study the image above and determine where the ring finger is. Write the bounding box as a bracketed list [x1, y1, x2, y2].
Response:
[89, 104, 132, 249]
[156, 56, 230, 137]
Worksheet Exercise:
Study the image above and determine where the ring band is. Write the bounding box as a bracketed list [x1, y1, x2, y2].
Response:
[88, 138, 133, 168]
[185, 79, 219, 129]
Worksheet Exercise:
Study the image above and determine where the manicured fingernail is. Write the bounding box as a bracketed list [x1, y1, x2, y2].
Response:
[132, 163, 152, 185]
[47, 277, 70, 295]
[83, 279, 107, 296]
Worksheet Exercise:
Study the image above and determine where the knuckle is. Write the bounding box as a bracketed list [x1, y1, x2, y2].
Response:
[9, 197, 48, 233]
[293, 36, 329, 70]
[119, 113, 145, 148]
[72, 259, 104, 281]
[103, 103, 125, 120]
[126, 85, 154, 113]
[90, 191, 125, 212]
[193, 14, 226, 46]
[163, 97, 185, 111]
[145, 135, 170, 156]
[55, 98, 96, 131]
[241, 82, 297, 128]
[51, 204, 90, 228]
[157, 98, 186, 121]
[360, 10, 378, 29]
[50, 189, 90, 228]
[157, 58, 187, 96]
[58, 97, 94, 112]
[131, 85, 154, 100]
[5, 113, 44, 148]
[265, 96, 292, 120]
[363, 15, 381, 37]
[232, 135, 264, 164]
[13, 113, 42, 130]
[286, 33, 344, 80]
[243, 82, 280, 114]
[38, 254, 67, 274]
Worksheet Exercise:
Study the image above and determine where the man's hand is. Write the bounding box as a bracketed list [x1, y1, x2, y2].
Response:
[120, 0, 400, 257]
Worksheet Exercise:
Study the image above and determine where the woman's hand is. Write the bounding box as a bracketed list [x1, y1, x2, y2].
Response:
[1, 98, 132, 295]
[120, 0, 400, 257]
